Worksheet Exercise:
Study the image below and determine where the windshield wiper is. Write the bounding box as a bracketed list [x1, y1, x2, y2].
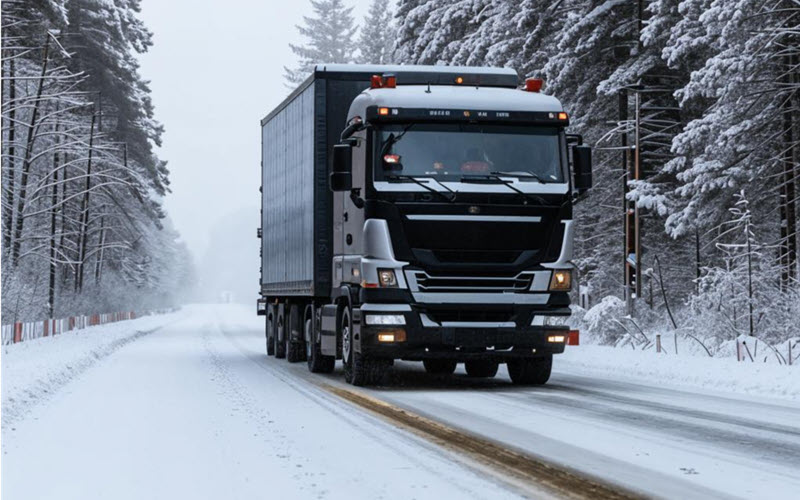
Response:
[460, 174, 547, 205]
[385, 175, 457, 203]
[490, 171, 548, 184]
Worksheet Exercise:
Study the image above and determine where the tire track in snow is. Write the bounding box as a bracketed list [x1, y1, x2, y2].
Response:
[216, 324, 532, 500]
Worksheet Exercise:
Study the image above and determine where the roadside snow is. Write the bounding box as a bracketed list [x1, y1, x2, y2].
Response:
[558, 342, 800, 402]
[1, 309, 184, 425]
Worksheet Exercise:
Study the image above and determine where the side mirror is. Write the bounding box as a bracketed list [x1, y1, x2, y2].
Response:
[330, 144, 352, 192]
[572, 145, 592, 193]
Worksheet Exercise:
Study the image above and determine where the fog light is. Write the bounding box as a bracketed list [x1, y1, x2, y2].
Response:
[365, 314, 406, 325]
[547, 335, 566, 343]
[549, 270, 572, 291]
[377, 329, 406, 343]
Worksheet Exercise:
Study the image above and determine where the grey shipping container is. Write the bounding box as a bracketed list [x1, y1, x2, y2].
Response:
[260, 65, 520, 298]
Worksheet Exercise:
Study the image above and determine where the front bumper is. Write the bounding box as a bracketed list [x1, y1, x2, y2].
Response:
[356, 303, 570, 361]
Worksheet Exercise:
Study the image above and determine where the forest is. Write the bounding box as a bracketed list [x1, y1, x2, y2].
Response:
[291, 0, 799, 353]
[1, 0, 193, 322]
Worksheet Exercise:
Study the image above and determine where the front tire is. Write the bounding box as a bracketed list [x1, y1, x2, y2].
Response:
[423, 359, 457, 375]
[342, 307, 388, 386]
[507, 355, 552, 385]
[464, 360, 498, 378]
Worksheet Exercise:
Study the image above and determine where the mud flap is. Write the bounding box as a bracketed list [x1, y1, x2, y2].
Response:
[320, 304, 337, 356]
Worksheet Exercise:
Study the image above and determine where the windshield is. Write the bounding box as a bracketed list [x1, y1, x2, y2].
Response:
[374, 124, 564, 182]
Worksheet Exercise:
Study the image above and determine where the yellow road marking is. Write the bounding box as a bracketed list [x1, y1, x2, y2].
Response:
[324, 384, 645, 500]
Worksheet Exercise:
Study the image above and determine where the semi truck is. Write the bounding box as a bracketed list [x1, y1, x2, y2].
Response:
[257, 64, 592, 386]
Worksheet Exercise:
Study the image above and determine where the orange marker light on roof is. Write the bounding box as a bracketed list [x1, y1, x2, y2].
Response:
[455, 76, 464, 84]
[524, 78, 544, 92]
[558, 112, 568, 120]
[379, 107, 390, 116]
[383, 74, 397, 88]
[370, 74, 383, 89]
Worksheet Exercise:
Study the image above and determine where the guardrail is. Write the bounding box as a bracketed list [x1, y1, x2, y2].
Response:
[1, 310, 163, 345]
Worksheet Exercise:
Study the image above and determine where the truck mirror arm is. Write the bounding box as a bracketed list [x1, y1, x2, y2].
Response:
[350, 188, 365, 209]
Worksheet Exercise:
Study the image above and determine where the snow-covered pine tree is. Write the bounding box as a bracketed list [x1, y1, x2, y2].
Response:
[284, 0, 358, 86]
[393, 0, 491, 65]
[358, 0, 396, 64]
[663, 0, 798, 287]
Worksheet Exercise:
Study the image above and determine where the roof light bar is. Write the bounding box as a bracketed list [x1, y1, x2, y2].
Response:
[524, 78, 544, 92]
[370, 74, 397, 89]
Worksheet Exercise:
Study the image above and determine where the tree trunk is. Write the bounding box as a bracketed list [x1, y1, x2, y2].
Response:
[4, 58, 17, 253]
[94, 212, 105, 285]
[11, 35, 50, 265]
[48, 122, 61, 318]
[75, 111, 96, 293]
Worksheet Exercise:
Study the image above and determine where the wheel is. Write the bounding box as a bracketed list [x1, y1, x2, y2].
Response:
[342, 306, 388, 386]
[286, 304, 305, 363]
[275, 311, 286, 359]
[423, 359, 457, 375]
[306, 314, 334, 373]
[266, 310, 275, 356]
[507, 355, 552, 385]
[464, 360, 499, 378]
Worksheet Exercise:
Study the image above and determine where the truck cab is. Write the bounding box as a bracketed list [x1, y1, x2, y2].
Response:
[326, 69, 591, 385]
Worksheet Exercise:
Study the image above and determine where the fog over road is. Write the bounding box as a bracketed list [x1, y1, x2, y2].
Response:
[3, 305, 798, 499]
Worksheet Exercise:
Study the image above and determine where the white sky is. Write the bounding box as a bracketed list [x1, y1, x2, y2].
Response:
[137, 0, 383, 299]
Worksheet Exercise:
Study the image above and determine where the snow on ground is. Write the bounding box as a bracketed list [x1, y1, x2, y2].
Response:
[557, 342, 800, 402]
[3, 303, 799, 499]
[1, 309, 186, 426]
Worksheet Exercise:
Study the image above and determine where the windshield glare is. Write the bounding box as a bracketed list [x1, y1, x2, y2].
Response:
[374, 124, 564, 182]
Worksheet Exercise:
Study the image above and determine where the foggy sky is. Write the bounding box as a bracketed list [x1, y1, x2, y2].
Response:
[137, 0, 382, 302]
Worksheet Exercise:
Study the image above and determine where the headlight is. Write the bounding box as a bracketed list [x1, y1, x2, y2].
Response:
[365, 314, 406, 325]
[378, 269, 398, 287]
[549, 270, 572, 291]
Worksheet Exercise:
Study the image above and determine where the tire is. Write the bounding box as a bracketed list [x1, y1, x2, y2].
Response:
[275, 312, 286, 359]
[507, 355, 552, 385]
[306, 315, 335, 373]
[286, 304, 305, 363]
[464, 360, 499, 378]
[423, 359, 457, 375]
[342, 306, 388, 386]
[266, 311, 275, 356]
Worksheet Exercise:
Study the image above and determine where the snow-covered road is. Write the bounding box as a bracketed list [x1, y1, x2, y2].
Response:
[3, 304, 798, 499]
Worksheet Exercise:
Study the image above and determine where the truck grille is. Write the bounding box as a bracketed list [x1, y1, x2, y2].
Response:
[407, 270, 534, 294]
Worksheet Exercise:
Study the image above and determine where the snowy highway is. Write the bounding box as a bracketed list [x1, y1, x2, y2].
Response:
[3, 305, 799, 500]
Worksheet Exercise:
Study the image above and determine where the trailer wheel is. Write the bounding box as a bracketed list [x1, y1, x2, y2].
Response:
[423, 359, 457, 375]
[286, 304, 305, 363]
[266, 310, 275, 356]
[306, 316, 334, 373]
[507, 355, 552, 385]
[342, 307, 388, 386]
[275, 312, 286, 359]
[464, 360, 498, 378]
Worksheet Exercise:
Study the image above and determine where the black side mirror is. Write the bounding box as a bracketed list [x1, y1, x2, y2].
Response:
[330, 144, 352, 192]
[572, 145, 592, 193]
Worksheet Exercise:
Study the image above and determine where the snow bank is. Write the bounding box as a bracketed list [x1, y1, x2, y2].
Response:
[558, 343, 800, 402]
[1, 309, 185, 425]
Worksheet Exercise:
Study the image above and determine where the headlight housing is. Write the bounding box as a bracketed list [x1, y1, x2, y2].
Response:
[377, 268, 398, 287]
[549, 270, 572, 291]
[365, 314, 406, 325]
